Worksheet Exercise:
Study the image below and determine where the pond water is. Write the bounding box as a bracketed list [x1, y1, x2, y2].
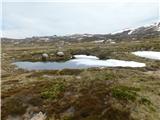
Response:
[13, 55, 146, 70]
[132, 51, 160, 60]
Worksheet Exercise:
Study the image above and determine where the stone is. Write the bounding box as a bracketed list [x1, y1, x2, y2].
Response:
[56, 51, 64, 57]
[41, 53, 48, 61]
[30, 112, 46, 120]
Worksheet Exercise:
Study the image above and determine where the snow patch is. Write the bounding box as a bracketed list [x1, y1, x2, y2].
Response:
[93, 40, 104, 43]
[128, 30, 134, 35]
[73, 55, 99, 60]
[157, 27, 160, 31]
[110, 41, 116, 44]
[71, 58, 145, 67]
[132, 51, 160, 60]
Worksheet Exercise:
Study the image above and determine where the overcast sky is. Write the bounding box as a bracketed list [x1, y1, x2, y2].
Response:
[1, 0, 159, 38]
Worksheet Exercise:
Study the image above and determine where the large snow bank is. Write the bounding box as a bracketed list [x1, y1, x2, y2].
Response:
[71, 58, 145, 67]
[132, 51, 160, 60]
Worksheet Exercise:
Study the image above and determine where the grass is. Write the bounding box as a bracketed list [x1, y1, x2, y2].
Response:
[1, 67, 159, 120]
[41, 82, 65, 99]
[1, 37, 160, 120]
[111, 86, 140, 101]
[139, 97, 151, 105]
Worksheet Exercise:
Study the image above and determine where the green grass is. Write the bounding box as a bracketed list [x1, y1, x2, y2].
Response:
[41, 82, 65, 99]
[111, 86, 140, 101]
[139, 96, 151, 105]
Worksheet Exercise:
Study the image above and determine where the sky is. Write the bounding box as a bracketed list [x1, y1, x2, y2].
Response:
[1, 0, 160, 38]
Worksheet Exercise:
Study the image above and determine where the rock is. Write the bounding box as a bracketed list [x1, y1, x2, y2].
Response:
[61, 106, 75, 119]
[42, 75, 53, 78]
[56, 51, 64, 57]
[41, 53, 48, 61]
[42, 53, 49, 58]
[30, 112, 46, 120]
[76, 76, 81, 79]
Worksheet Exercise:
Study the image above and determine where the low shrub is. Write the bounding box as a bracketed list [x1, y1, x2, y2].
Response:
[41, 82, 65, 99]
[111, 86, 140, 101]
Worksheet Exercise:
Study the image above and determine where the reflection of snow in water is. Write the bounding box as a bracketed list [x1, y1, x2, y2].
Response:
[132, 51, 160, 60]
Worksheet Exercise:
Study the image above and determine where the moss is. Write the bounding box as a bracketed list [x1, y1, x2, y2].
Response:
[111, 86, 140, 101]
[41, 82, 65, 99]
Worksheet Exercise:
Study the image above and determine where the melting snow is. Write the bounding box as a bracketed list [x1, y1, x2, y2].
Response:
[71, 58, 145, 67]
[132, 51, 160, 60]
[73, 55, 99, 60]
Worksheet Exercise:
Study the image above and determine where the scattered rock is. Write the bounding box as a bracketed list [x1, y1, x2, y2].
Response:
[76, 76, 81, 79]
[41, 53, 49, 61]
[42, 75, 54, 78]
[30, 112, 46, 120]
[56, 51, 64, 57]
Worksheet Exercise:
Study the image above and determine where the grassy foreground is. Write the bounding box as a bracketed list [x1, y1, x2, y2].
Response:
[1, 37, 160, 120]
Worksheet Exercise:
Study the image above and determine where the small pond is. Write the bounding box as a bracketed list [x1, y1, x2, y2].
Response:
[13, 55, 146, 70]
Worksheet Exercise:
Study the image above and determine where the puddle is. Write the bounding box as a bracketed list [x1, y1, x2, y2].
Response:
[13, 55, 145, 70]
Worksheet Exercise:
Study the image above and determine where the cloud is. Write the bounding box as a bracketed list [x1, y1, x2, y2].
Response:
[2, 2, 159, 38]
[2, 0, 159, 3]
